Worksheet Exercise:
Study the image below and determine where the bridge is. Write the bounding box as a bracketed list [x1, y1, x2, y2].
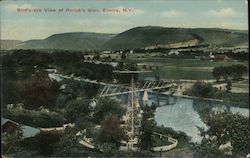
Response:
[99, 81, 178, 97]
[50, 73, 178, 97]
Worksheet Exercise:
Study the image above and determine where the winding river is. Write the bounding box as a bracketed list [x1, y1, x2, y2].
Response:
[48, 72, 249, 143]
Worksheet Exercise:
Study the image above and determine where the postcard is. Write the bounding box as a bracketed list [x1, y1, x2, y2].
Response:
[1, 0, 249, 157]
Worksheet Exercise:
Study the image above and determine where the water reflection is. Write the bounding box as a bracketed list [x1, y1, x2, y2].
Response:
[114, 92, 249, 143]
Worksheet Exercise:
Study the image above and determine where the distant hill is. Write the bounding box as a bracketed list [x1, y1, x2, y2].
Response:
[4, 26, 249, 51]
[103, 26, 248, 50]
[16, 32, 116, 50]
[1, 40, 22, 50]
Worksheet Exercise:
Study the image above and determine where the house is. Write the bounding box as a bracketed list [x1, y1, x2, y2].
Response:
[1, 118, 19, 133]
[196, 52, 228, 61]
[168, 50, 179, 55]
[102, 50, 111, 54]
[213, 54, 228, 61]
[1, 118, 40, 139]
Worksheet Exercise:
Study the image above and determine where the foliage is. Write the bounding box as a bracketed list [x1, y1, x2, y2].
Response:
[93, 97, 125, 123]
[16, 70, 60, 109]
[75, 115, 93, 131]
[212, 66, 223, 82]
[226, 81, 232, 92]
[64, 97, 91, 122]
[97, 115, 126, 147]
[115, 150, 154, 157]
[138, 105, 156, 151]
[189, 87, 248, 108]
[83, 84, 100, 99]
[203, 111, 250, 154]
[117, 61, 125, 70]
[214, 92, 249, 108]
[20, 132, 62, 156]
[139, 118, 155, 151]
[191, 142, 232, 158]
[1, 67, 20, 106]
[184, 81, 217, 98]
[212, 65, 248, 82]
[121, 52, 127, 60]
[97, 143, 118, 156]
[11, 148, 37, 158]
[2, 125, 23, 154]
[4, 108, 64, 128]
[53, 128, 93, 157]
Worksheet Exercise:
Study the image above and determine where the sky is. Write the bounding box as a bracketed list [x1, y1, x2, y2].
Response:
[0, 0, 248, 41]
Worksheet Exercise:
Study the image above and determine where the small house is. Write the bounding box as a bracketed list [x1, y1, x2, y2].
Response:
[1, 118, 19, 133]
[1, 118, 40, 139]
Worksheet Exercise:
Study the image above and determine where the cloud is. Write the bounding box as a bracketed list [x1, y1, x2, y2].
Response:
[207, 8, 238, 18]
[161, 10, 185, 18]
[4, 4, 35, 12]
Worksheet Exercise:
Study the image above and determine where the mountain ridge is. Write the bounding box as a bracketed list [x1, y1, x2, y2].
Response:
[2, 26, 248, 50]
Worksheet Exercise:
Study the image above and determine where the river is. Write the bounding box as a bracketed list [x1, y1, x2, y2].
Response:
[48, 72, 249, 143]
[150, 94, 248, 143]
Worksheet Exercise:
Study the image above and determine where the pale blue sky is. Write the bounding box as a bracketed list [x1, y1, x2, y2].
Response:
[0, 0, 248, 40]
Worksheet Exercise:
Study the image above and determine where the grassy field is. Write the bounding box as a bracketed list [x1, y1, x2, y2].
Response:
[141, 68, 214, 80]
[95, 53, 248, 80]
[123, 54, 248, 80]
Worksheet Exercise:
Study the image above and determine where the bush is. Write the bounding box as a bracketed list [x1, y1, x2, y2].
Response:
[4, 108, 64, 128]
[185, 81, 217, 98]
[93, 98, 125, 123]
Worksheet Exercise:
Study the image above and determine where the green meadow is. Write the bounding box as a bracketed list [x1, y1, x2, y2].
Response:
[125, 55, 248, 80]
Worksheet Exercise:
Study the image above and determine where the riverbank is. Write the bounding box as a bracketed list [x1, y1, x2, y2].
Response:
[162, 79, 249, 108]
[161, 91, 224, 102]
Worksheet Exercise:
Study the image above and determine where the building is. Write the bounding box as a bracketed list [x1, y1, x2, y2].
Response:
[196, 52, 228, 61]
[1, 118, 40, 139]
[1, 118, 19, 133]
[168, 50, 180, 55]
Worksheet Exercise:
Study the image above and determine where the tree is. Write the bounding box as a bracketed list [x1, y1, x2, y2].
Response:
[139, 119, 154, 151]
[97, 143, 118, 156]
[93, 54, 100, 60]
[226, 81, 232, 92]
[54, 128, 88, 157]
[117, 61, 124, 70]
[212, 66, 222, 82]
[138, 105, 156, 151]
[230, 64, 248, 80]
[83, 84, 100, 99]
[121, 52, 126, 60]
[93, 98, 125, 123]
[2, 125, 23, 154]
[187, 81, 217, 98]
[213, 65, 248, 82]
[22, 132, 62, 156]
[98, 115, 126, 147]
[16, 71, 60, 108]
[192, 142, 228, 158]
[220, 66, 231, 81]
[64, 98, 90, 122]
[203, 111, 250, 153]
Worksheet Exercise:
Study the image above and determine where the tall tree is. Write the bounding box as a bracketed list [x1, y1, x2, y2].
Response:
[204, 111, 250, 153]
[64, 97, 90, 122]
[93, 98, 125, 123]
[226, 81, 232, 92]
[16, 71, 59, 108]
[212, 66, 222, 82]
[98, 115, 126, 147]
